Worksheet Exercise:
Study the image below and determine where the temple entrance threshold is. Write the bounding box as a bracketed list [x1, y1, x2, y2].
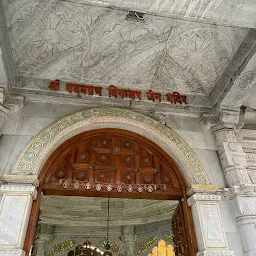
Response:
[24, 129, 197, 255]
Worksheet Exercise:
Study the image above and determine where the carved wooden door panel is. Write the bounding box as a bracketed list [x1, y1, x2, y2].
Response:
[42, 129, 183, 198]
[25, 129, 198, 255]
[171, 202, 190, 256]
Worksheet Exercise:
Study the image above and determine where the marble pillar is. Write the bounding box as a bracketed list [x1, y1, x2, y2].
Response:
[0, 184, 37, 256]
[123, 226, 136, 256]
[201, 108, 251, 186]
[229, 195, 256, 256]
[201, 108, 256, 255]
[212, 126, 251, 187]
[187, 186, 235, 256]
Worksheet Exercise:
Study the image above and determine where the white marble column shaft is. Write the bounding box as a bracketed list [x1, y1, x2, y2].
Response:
[230, 196, 256, 256]
[187, 187, 235, 256]
[0, 184, 37, 256]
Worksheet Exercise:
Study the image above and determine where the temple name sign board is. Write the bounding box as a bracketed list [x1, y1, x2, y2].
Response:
[48, 80, 188, 104]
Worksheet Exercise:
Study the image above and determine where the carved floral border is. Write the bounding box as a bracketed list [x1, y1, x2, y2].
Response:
[13, 108, 210, 185]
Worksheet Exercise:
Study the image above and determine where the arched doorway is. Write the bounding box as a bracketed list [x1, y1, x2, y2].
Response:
[24, 128, 197, 256]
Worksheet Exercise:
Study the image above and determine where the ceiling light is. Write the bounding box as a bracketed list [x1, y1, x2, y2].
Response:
[126, 11, 145, 21]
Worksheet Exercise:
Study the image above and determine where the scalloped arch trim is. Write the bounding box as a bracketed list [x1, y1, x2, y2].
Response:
[13, 108, 210, 185]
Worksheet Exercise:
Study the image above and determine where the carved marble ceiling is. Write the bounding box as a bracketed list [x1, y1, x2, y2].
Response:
[38, 196, 176, 256]
[65, 0, 256, 29]
[40, 196, 178, 227]
[1, 0, 250, 96]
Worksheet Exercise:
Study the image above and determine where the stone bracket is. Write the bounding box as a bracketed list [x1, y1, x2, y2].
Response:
[200, 106, 241, 131]
[0, 174, 39, 187]
[0, 87, 24, 113]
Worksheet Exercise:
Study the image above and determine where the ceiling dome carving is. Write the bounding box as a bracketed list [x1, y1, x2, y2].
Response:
[2, 0, 248, 95]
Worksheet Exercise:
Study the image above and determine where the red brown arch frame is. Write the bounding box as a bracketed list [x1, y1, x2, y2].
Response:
[24, 129, 198, 255]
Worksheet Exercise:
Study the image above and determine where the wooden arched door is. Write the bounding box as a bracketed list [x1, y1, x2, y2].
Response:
[25, 129, 197, 256]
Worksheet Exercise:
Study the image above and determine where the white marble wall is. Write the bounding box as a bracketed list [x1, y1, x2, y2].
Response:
[0, 101, 243, 254]
[0, 194, 32, 248]
[1, 102, 225, 186]
[0, 102, 86, 176]
[219, 200, 244, 256]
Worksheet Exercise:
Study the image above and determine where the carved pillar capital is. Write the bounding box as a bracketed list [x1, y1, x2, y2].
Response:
[0, 174, 39, 187]
[0, 184, 37, 200]
[187, 184, 222, 207]
[201, 110, 251, 187]
[213, 127, 250, 187]
[4, 94, 24, 112]
[200, 107, 241, 131]
[230, 196, 256, 218]
[187, 194, 221, 207]
[0, 87, 24, 134]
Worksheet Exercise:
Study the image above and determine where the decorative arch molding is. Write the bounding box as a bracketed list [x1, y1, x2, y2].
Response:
[12, 108, 210, 185]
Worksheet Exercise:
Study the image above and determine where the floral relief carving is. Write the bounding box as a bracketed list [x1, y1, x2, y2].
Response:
[228, 142, 237, 152]
[238, 129, 256, 140]
[246, 153, 256, 162]
[240, 199, 256, 216]
[240, 141, 256, 150]
[231, 197, 256, 217]
[224, 167, 251, 187]
[213, 127, 251, 186]
[153, 27, 233, 94]
[225, 131, 237, 142]
[2, 0, 247, 94]
[248, 170, 256, 184]
[232, 156, 243, 165]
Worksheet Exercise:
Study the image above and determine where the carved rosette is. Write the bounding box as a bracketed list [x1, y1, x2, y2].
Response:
[41, 129, 184, 196]
[224, 167, 251, 187]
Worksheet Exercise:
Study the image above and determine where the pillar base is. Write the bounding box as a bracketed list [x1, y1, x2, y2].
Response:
[196, 250, 235, 256]
[0, 249, 25, 256]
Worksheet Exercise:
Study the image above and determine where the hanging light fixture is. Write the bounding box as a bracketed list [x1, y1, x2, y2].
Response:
[147, 240, 175, 256]
[67, 240, 104, 256]
[103, 198, 113, 256]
